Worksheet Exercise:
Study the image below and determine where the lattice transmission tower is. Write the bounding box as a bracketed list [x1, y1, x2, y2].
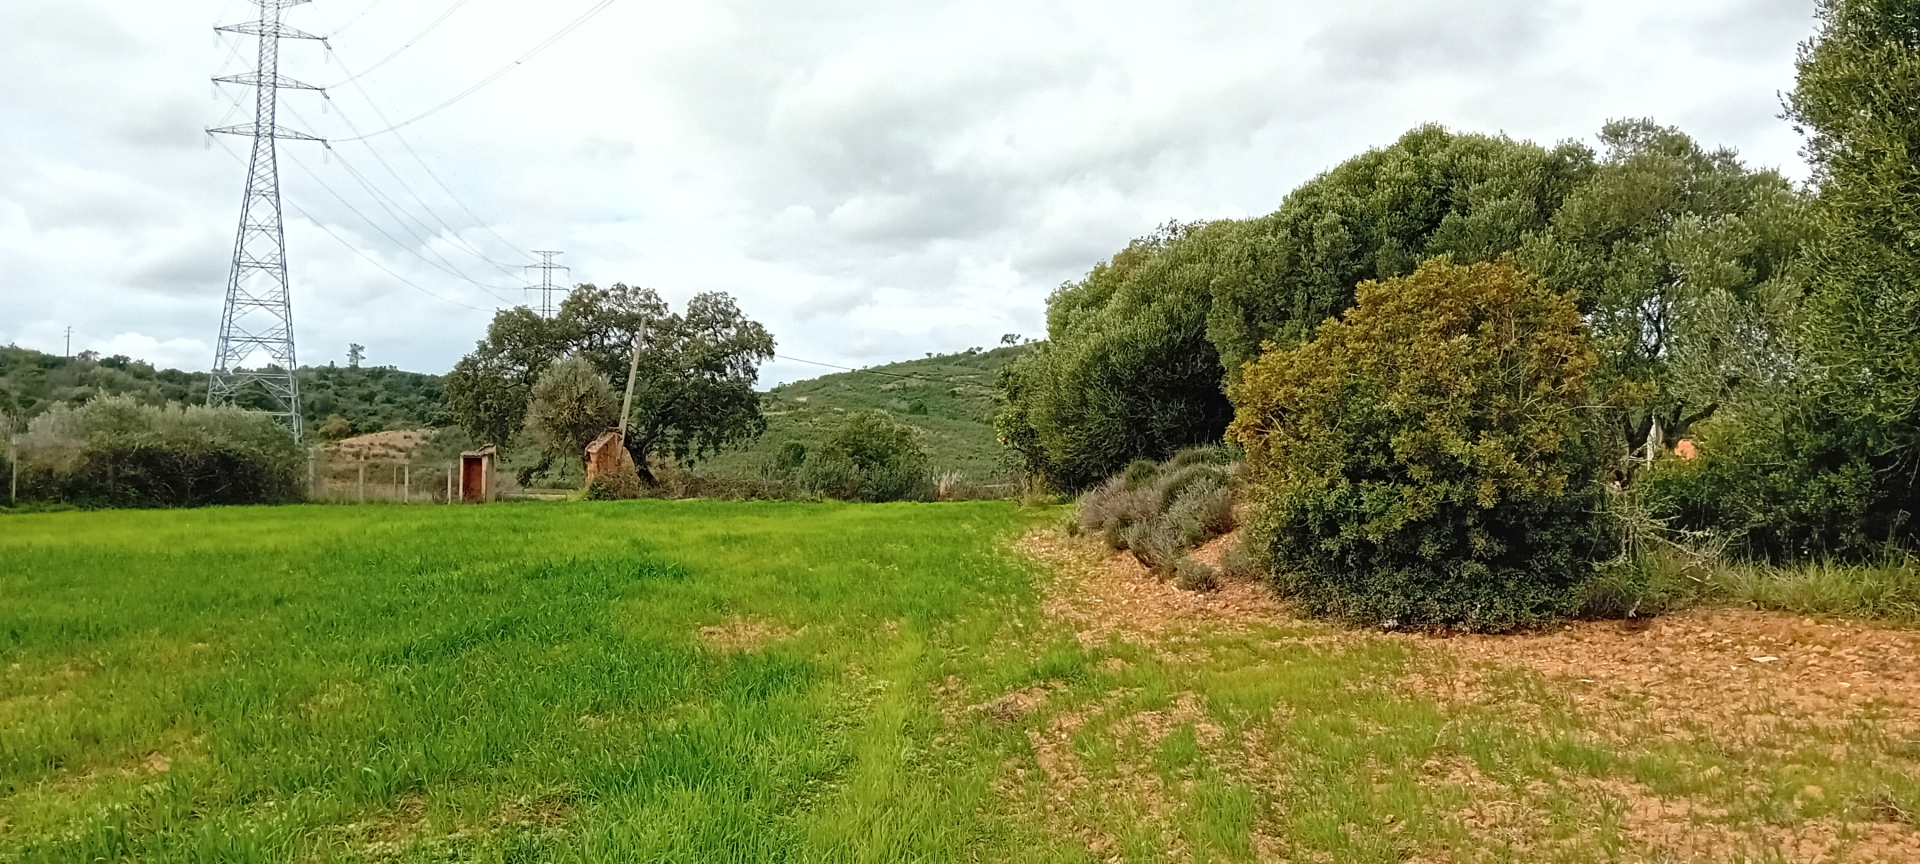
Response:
[526, 250, 569, 317]
[208, 0, 329, 441]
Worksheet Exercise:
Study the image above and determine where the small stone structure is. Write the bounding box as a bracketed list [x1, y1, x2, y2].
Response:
[584, 431, 643, 499]
[459, 445, 497, 503]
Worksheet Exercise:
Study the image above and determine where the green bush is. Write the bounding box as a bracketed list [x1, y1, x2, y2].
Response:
[797, 412, 930, 502]
[1121, 459, 1160, 490]
[774, 440, 808, 472]
[1637, 417, 1900, 560]
[13, 397, 305, 508]
[1230, 257, 1610, 631]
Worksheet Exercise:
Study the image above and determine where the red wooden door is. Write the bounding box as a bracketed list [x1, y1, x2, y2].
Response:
[461, 456, 485, 502]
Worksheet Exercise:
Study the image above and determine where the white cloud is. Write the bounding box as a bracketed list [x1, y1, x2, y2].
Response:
[0, 0, 1822, 384]
[92, 332, 211, 371]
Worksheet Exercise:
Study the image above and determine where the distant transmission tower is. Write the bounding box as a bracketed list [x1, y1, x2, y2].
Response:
[207, 0, 329, 441]
[525, 251, 569, 317]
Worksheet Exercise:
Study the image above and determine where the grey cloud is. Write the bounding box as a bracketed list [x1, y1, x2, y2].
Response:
[1691, 0, 1818, 60]
[1311, 0, 1561, 80]
[113, 94, 215, 150]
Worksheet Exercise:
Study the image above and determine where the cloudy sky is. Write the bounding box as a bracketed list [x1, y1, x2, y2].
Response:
[1, 0, 1820, 385]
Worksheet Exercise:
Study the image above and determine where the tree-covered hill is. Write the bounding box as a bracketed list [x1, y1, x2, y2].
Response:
[0, 345, 446, 437]
[696, 345, 1031, 482]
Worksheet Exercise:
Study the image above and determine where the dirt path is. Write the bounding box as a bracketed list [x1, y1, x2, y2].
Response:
[1013, 527, 1920, 863]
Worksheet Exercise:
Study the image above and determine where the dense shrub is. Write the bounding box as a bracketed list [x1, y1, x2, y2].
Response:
[798, 412, 931, 502]
[997, 128, 1594, 491]
[1637, 415, 1901, 559]
[1230, 257, 1610, 631]
[12, 397, 304, 508]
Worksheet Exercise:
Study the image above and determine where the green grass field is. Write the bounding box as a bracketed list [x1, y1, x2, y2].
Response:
[4, 503, 1917, 862]
[0, 502, 1061, 863]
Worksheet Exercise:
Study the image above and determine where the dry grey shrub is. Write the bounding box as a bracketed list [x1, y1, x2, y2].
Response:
[1076, 453, 1242, 578]
[1174, 557, 1220, 592]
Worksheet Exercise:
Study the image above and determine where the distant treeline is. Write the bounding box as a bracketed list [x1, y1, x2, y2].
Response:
[0, 345, 447, 439]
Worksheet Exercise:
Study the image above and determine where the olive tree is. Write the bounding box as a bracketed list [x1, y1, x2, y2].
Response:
[524, 356, 619, 470]
[446, 284, 775, 482]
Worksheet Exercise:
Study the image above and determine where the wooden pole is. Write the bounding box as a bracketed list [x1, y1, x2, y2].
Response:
[358, 461, 365, 504]
[404, 464, 410, 503]
[446, 462, 454, 504]
[619, 320, 646, 439]
[8, 430, 16, 508]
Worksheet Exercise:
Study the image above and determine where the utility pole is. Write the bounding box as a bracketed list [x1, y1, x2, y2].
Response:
[207, 0, 329, 443]
[525, 251, 569, 318]
[64, 327, 72, 359]
[619, 320, 647, 438]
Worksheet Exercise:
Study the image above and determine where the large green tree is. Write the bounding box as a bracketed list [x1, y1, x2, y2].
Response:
[445, 285, 775, 482]
[998, 127, 1596, 490]
[997, 222, 1239, 490]
[1775, 0, 1920, 547]
[1209, 124, 1596, 374]
[1518, 120, 1811, 456]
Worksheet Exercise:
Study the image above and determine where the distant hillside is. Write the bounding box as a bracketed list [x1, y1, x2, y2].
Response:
[698, 345, 1031, 482]
[0, 345, 445, 437]
[3, 342, 1029, 481]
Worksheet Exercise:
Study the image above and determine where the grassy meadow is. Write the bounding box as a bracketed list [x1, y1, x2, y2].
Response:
[0, 502, 1058, 862]
[4, 502, 1918, 862]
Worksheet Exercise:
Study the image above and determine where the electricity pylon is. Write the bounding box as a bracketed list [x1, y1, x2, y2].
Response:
[208, 0, 328, 441]
[526, 250, 569, 317]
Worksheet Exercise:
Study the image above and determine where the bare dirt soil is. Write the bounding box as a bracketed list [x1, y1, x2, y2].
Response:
[1016, 527, 1920, 863]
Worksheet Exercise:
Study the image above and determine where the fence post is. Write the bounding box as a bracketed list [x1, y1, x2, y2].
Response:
[404, 464, 411, 503]
[358, 461, 365, 504]
[447, 462, 454, 504]
[7, 430, 16, 508]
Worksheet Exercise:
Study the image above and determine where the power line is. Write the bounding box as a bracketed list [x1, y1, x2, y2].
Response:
[334, 0, 621, 142]
[277, 145, 521, 303]
[324, 51, 532, 258]
[326, 0, 390, 38]
[286, 101, 521, 293]
[303, 90, 529, 278]
[322, 0, 473, 88]
[220, 86, 496, 292]
[212, 136, 492, 312]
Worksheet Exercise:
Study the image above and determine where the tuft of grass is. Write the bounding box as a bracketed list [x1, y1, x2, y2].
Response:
[1711, 556, 1920, 624]
[1173, 557, 1220, 592]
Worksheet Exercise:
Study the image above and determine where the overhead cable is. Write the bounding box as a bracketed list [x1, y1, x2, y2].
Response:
[327, 0, 390, 39]
[333, 0, 621, 142]
[328, 62, 533, 263]
[210, 137, 491, 312]
[313, 92, 530, 278]
[323, 0, 474, 88]
[280, 103, 523, 300]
